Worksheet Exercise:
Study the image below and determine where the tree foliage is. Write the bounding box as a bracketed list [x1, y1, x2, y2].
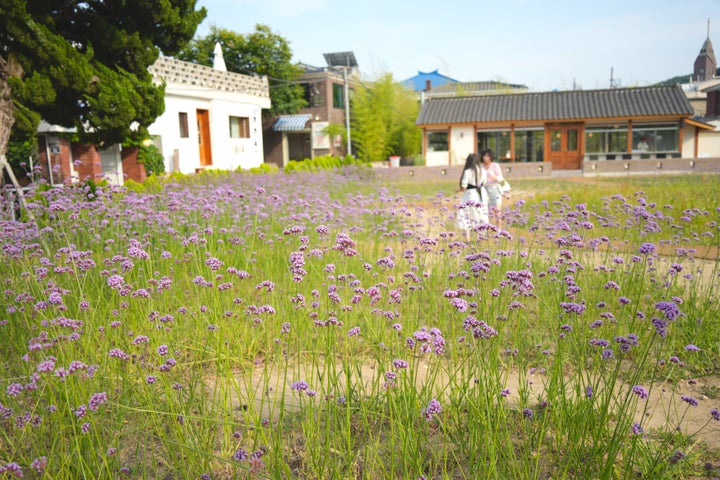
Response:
[176, 24, 306, 117]
[350, 73, 422, 162]
[0, 0, 207, 157]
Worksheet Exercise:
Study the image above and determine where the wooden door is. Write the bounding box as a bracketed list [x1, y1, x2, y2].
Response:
[546, 124, 582, 169]
[197, 109, 212, 166]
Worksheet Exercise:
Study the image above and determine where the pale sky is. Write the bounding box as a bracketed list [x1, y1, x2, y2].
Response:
[195, 0, 720, 92]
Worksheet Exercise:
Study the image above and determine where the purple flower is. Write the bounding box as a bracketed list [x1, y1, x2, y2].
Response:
[74, 405, 87, 418]
[291, 381, 309, 392]
[522, 408, 533, 419]
[680, 395, 698, 407]
[631, 423, 644, 435]
[655, 301, 682, 321]
[423, 398, 442, 420]
[638, 243, 656, 255]
[393, 359, 408, 369]
[632, 385, 649, 399]
[88, 392, 107, 411]
[348, 327, 361, 337]
[233, 448, 249, 461]
[31, 456, 47, 473]
[669, 450, 685, 464]
[0, 462, 23, 477]
[107, 274, 124, 289]
[560, 302, 586, 314]
[585, 385, 593, 398]
[6, 383, 23, 397]
[710, 409, 720, 421]
[685, 344, 700, 351]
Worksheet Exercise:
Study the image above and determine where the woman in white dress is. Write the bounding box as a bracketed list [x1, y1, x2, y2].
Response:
[456, 153, 488, 240]
[480, 149, 506, 228]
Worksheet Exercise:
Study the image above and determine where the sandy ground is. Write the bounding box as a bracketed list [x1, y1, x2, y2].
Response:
[220, 360, 720, 452]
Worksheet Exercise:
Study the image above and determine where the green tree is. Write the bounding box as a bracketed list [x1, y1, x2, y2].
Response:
[350, 73, 422, 162]
[0, 0, 205, 167]
[177, 24, 305, 116]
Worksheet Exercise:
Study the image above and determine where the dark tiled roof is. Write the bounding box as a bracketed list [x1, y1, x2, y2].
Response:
[416, 85, 694, 126]
[430, 81, 528, 94]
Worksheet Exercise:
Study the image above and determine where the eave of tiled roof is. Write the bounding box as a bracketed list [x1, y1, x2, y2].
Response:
[416, 85, 694, 126]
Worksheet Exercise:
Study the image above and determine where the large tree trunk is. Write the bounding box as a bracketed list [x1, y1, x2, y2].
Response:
[0, 55, 16, 159]
[0, 54, 35, 223]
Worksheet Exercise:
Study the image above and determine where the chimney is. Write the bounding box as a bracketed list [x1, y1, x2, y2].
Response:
[425, 79, 432, 91]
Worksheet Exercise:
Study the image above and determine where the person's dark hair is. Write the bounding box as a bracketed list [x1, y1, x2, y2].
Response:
[459, 153, 480, 188]
[480, 149, 494, 161]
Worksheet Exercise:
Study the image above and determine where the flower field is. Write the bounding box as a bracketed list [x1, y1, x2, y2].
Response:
[1, 168, 719, 479]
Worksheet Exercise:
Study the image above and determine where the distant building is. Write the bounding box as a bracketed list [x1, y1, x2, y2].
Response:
[400, 70, 458, 92]
[34, 46, 271, 185]
[416, 85, 704, 168]
[263, 57, 359, 168]
[147, 50, 271, 174]
[693, 27, 716, 82]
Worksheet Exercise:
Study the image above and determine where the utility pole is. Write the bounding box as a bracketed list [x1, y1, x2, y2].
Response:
[323, 51, 357, 157]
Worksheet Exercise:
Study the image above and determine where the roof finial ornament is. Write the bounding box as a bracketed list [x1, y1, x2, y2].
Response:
[213, 42, 227, 72]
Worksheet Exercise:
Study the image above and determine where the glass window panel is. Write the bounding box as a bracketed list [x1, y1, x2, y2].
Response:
[178, 112, 189, 138]
[513, 130, 545, 162]
[333, 83, 344, 108]
[477, 131, 511, 161]
[608, 131, 627, 152]
[532, 131, 544, 162]
[585, 130, 603, 153]
[567, 129, 578, 151]
[427, 131, 448, 152]
[514, 131, 529, 161]
[229, 116, 250, 138]
[655, 129, 678, 152]
[550, 130, 561, 151]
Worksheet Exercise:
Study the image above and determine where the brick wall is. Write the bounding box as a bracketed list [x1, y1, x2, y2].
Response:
[72, 143, 104, 182]
[36, 135, 73, 185]
[121, 146, 146, 183]
[583, 157, 720, 175]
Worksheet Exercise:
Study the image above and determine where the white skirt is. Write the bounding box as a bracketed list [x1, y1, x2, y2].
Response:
[456, 187, 488, 231]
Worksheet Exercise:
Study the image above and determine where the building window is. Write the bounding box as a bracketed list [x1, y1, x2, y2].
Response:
[229, 116, 250, 138]
[477, 130, 512, 162]
[586, 123, 679, 155]
[513, 129, 544, 162]
[427, 131, 449, 152]
[333, 83, 344, 108]
[179, 112, 189, 138]
[632, 124, 679, 153]
[303, 83, 324, 107]
[585, 126, 628, 154]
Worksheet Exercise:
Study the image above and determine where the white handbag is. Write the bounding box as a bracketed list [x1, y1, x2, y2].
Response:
[498, 181, 511, 194]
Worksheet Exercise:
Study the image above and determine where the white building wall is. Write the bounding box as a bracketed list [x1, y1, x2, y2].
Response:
[682, 123, 720, 159]
[208, 100, 264, 171]
[449, 126, 474, 166]
[697, 130, 720, 158]
[149, 95, 205, 173]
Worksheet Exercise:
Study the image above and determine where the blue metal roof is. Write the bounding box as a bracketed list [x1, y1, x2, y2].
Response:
[273, 114, 311, 131]
[400, 69, 459, 92]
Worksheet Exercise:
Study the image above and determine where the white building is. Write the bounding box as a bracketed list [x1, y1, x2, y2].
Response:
[147, 49, 271, 174]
